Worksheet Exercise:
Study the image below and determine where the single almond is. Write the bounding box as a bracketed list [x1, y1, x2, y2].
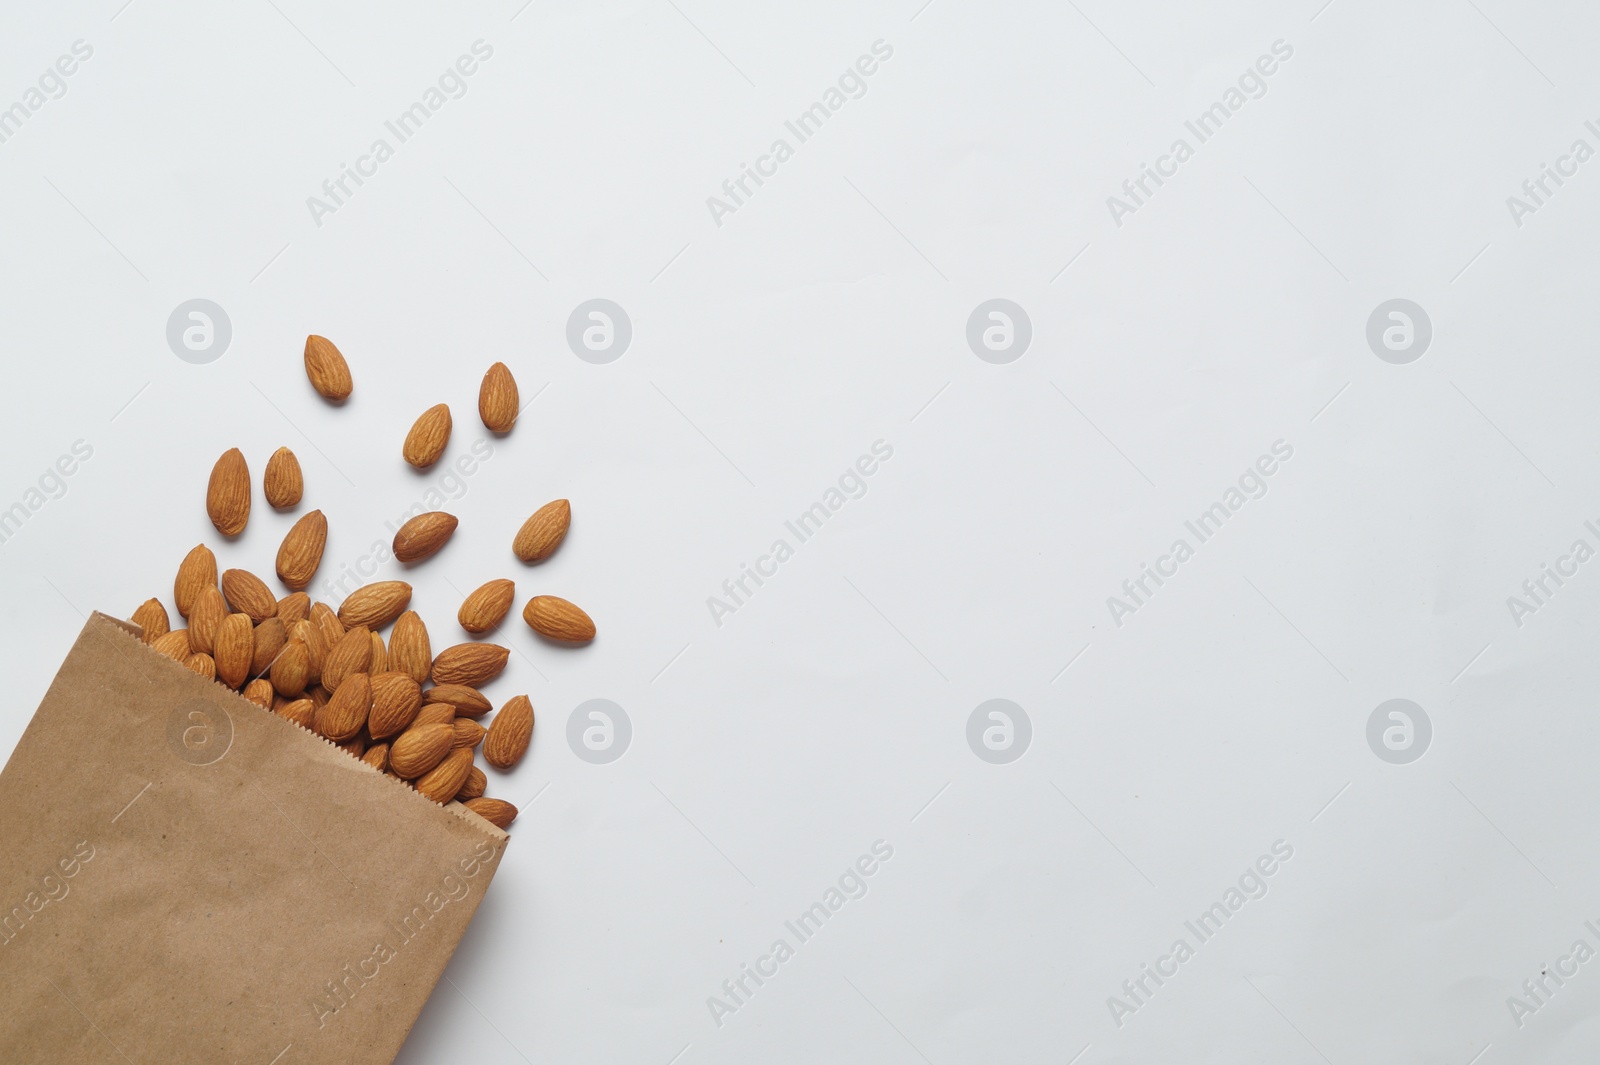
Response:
[337, 581, 413, 629]
[152, 629, 191, 661]
[131, 598, 169, 644]
[263, 447, 304, 508]
[389, 610, 432, 684]
[403, 403, 452, 468]
[423, 683, 491, 717]
[368, 672, 423, 739]
[512, 499, 570, 563]
[479, 362, 519, 433]
[307, 684, 330, 711]
[456, 765, 487, 802]
[464, 797, 518, 829]
[242, 678, 275, 709]
[431, 643, 509, 687]
[451, 719, 486, 750]
[276, 698, 316, 729]
[276, 510, 328, 591]
[174, 544, 217, 618]
[368, 630, 388, 675]
[214, 613, 255, 689]
[221, 568, 277, 622]
[185, 652, 216, 679]
[414, 703, 456, 728]
[338, 735, 366, 759]
[316, 672, 371, 742]
[415, 748, 474, 803]
[393, 512, 458, 564]
[522, 595, 595, 643]
[270, 638, 310, 697]
[389, 722, 455, 778]
[323, 625, 372, 692]
[361, 743, 390, 772]
[188, 585, 228, 655]
[277, 591, 311, 627]
[311, 601, 345, 648]
[206, 448, 251, 537]
[251, 618, 287, 676]
[458, 579, 515, 634]
[304, 335, 353, 401]
[484, 694, 533, 769]
[292, 618, 329, 685]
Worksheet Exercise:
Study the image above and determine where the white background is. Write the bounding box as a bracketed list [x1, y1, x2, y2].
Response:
[2, 1, 1599, 1062]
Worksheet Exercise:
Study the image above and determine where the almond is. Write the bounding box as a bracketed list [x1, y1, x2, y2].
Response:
[263, 447, 304, 508]
[277, 591, 311, 627]
[185, 652, 216, 679]
[270, 638, 310, 697]
[368, 672, 423, 739]
[393, 512, 458, 564]
[423, 683, 491, 717]
[512, 499, 570, 563]
[414, 703, 456, 728]
[206, 447, 251, 537]
[368, 630, 388, 675]
[214, 613, 255, 688]
[403, 403, 452, 468]
[337, 581, 412, 630]
[389, 722, 454, 779]
[323, 625, 372, 692]
[479, 362, 519, 433]
[276, 510, 327, 591]
[431, 643, 509, 687]
[188, 585, 228, 655]
[311, 602, 345, 648]
[251, 618, 287, 676]
[389, 610, 432, 684]
[464, 797, 518, 829]
[483, 694, 533, 769]
[221, 568, 277, 622]
[292, 618, 329, 685]
[242, 679, 275, 709]
[316, 672, 370, 742]
[338, 735, 366, 759]
[361, 743, 390, 772]
[458, 579, 515, 634]
[307, 684, 330, 711]
[415, 748, 473, 803]
[276, 698, 316, 729]
[131, 598, 169, 644]
[522, 595, 595, 643]
[304, 335, 353, 401]
[451, 719, 486, 750]
[174, 544, 217, 618]
[152, 629, 191, 661]
[457, 765, 487, 802]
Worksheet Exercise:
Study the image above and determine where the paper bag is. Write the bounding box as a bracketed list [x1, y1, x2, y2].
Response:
[0, 613, 507, 1063]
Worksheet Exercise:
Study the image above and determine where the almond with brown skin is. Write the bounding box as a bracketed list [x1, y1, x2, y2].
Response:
[311, 602, 345, 648]
[368, 672, 423, 739]
[242, 679, 275, 709]
[457, 765, 487, 801]
[414, 703, 456, 728]
[423, 683, 491, 717]
[316, 672, 371, 742]
[393, 512, 458, 564]
[484, 694, 533, 769]
[304, 335, 353, 401]
[368, 630, 388, 675]
[292, 619, 329, 686]
[175, 544, 217, 618]
[479, 362, 519, 433]
[307, 684, 330, 711]
[152, 629, 191, 661]
[522, 595, 595, 643]
[431, 643, 509, 686]
[323, 625, 372, 692]
[263, 447, 303, 508]
[206, 448, 251, 537]
[403, 403, 452, 468]
[464, 797, 518, 829]
[458, 579, 515, 634]
[270, 638, 310, 697]
[338, 735, 366, 759]
[415, 748, 474, 803]
[131, 598, 169, 644]
[188, 585, 227, 655]
[337, 581, 412, 629]
[389, 722, 454, 778]
[451, 719, 486, 750]
[512, 499, 570, 563]
[362, 743, 390, 772]
[214, 613, 254, 688]
[185, 652, 216, 679]
[275, 698, 316, 729]
[389, 610, 432, 684]
[277, 591, 311, 627]
[251, 618, 287, 676]
[276, 510, 327, 591]
[221, 568, 277, 622]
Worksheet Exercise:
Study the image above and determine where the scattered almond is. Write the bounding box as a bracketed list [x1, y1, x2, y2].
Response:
[214, 613, 255, 688]
[423, 683, 491, 717]
[457, 766, 487, 802]
[414, 703, 456, 728]
[242, 679, 275, 709]
[311, 602, 345, 648]
[483, 695, 533, 770]
[152, 629, 191, 661]
[263, 447, 303, 508]
[368, 630, 388, 675]
[270, 638, 310, 697]
[403, 403, 452, 468]
[479, 362, 518, 433]
[206, 448, 251, 537]
[323, 625, 372, 692]
[131, 598, 169, 644]
[451, 719, 486, 750]
[361, 743, 390, 772]
[512, 499, 570, 563]
[431, 643, 509, 687]
[293, 618, 329, 686]
[304, 335, 353, 401]
[416, 748, 473, 803]
[393, 512, 458, 564]
[276, 510, 327, 591]
[277, 591, 311, 627]
[338, 735, 366, 759]
[522, 595, 595, 643]
[222, 568, 277, 622]
[185, 652, 216, 680]
[458, 579, 515, 634]
[188, 585, 228, 655]
[388, 610, 432, 685]
[174, 544, 217, 618]
[464, 797, 518, 829]
[337, 581, 412, 630]
[251, 618, 287, 676]
[389, 722, 454, 779]
[276, 698, 316, 729]
[316, 672, 371, 742]
[368, 672, 423, 739]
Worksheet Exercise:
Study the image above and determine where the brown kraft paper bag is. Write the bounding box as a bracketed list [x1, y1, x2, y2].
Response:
[0, 613, 508, 1063]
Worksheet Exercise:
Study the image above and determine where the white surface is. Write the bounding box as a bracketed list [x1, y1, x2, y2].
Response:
[2, 1, 1597, 1061]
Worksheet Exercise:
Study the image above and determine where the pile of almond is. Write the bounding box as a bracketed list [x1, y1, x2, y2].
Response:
[127, 337, 598, 832]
